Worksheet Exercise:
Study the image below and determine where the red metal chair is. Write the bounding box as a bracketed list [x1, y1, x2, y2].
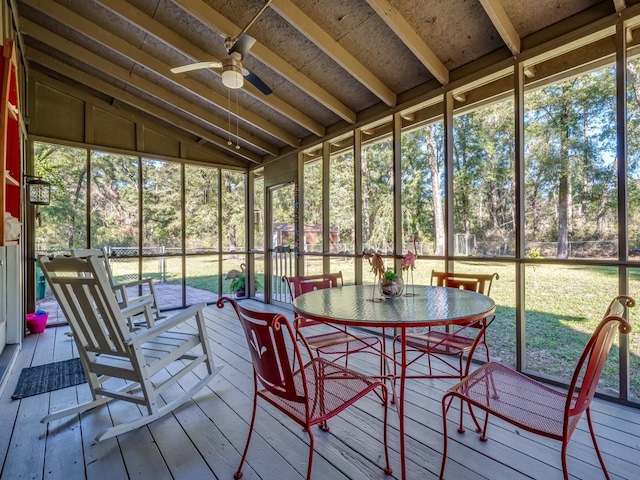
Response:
[284, 272, 387, 376]
[439, 295, 635, 480]
[217, 296, 392, 480]
[393, 270, 498, 380]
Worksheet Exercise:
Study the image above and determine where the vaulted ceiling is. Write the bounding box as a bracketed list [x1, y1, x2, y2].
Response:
[14, 0, 639, 168]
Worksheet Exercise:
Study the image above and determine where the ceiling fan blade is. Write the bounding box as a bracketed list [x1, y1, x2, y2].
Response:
[229, 33, 257, 58]
[244, 70, 272, 95]
[170, 61, 222, 74]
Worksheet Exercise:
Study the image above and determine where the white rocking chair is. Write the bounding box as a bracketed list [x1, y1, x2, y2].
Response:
[37, 254, 222, 441]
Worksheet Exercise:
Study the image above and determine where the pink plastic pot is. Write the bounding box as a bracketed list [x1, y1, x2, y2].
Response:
[26, 312, 48, 333]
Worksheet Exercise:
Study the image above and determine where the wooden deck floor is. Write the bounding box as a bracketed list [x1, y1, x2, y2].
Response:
[1, 300, 639, 480]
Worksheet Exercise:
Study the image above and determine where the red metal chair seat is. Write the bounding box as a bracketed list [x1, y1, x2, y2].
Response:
[439, 295, 635, 480]
[300, 330, 382, 352]
[404, 330, 478, 355]
[259, 357, 384, 426]
[448, 362, 572, 438]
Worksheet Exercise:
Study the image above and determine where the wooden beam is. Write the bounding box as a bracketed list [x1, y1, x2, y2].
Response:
[170, 0, 356, 124]
[20, 17, 277, 157]
[25, 49, 263, 165]
[96, 0, 325, 138]
[21, 0, 300, 147]
[364, 0, 449, 85]
[614, 0, 627, 13]
[269, 0, 397, 107]
[480, 0, 521, 55]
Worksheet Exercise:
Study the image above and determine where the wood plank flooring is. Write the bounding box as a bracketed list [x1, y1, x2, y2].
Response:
[1, 300, 639, 480]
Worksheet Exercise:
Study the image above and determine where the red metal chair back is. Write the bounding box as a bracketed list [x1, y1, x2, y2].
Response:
[567, 296, 633, 421]
[218, 297, 305, 403]
[431, 270, 498, 328]
[284, 272, 342, 297]
[283, 272, 343, 328]
[431, 270, 497, 296]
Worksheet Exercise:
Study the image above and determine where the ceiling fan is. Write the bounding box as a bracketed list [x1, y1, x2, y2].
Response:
[170, 1, 273, 95]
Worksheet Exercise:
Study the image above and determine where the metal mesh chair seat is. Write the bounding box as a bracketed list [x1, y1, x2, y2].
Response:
[305, 331, 382, 353]
[259, 357, 383, 427]
[448, 362, 577, 438]
[405, 330, 477, 355]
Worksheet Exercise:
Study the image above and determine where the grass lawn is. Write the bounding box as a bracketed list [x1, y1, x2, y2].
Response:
[109, 254, 640, 400]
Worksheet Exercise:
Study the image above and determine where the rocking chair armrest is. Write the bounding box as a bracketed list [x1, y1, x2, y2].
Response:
[117, 277, 155, 289]
[128, 303, 206, 344]
[119, 297, 156, 329]
[119, 297, 154, 318]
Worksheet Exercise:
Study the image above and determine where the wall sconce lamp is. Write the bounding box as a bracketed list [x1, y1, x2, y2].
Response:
[24, 175, 51, 206]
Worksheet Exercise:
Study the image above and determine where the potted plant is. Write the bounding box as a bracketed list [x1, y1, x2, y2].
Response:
[228, 272, 263, 298]
[229, 273, 247, 298]
[380, 269, 404, 298]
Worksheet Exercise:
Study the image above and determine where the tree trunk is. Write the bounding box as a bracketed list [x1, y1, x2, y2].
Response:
[556, 94, 572, 259]
[596, 159, 616, 235]
[425, 130, 445, 255]
[362, 150, 371, 247]
[581, 106, 589, 219]
[557, 169, 570, 258]
[67, 167, 87, 248]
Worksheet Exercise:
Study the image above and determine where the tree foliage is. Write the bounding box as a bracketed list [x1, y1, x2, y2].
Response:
[35, 62, 640, 262]
[34, 143, 87, 251]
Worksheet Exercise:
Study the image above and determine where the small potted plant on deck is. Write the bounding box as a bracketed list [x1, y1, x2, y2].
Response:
[229, 272, 247, 298]
[227, 268, 262, 299]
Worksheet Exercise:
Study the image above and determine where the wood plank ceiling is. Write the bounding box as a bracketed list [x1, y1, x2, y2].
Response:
[14, 0, 637, 168]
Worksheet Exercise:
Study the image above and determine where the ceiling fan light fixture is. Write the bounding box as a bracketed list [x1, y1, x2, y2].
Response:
[222, 65, 244, 89]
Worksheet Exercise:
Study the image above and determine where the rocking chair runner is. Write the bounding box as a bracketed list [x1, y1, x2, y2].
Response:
[38, 254, 222, 442]
[217, 296, 392, 480]
[439, 295, 635, 480]
[283, 272, 387, 376]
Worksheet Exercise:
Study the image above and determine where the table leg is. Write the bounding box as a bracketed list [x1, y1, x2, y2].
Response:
[399, 328, 407, 479]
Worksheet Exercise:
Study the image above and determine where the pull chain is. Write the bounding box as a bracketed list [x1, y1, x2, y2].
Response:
[227, 88, 232, 146]
[235, 88, 240, 149]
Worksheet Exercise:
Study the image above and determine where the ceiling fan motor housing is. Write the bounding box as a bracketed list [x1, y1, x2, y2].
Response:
[222, 55, 244, 89]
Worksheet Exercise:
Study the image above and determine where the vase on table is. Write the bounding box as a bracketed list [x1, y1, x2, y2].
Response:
[380, 277, 404, 299]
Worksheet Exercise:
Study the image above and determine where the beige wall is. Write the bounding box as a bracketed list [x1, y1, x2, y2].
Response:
[28, 75, 246, 169]
[264, 153, 296, 188]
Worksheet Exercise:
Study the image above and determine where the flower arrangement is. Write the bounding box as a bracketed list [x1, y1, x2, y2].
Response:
[401, 236, 418, 272]
[401, 236, 419, 296]
[363, 250, 403, 298]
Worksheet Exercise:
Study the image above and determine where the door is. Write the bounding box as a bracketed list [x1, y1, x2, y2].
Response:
[269, 183, 296, 305]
